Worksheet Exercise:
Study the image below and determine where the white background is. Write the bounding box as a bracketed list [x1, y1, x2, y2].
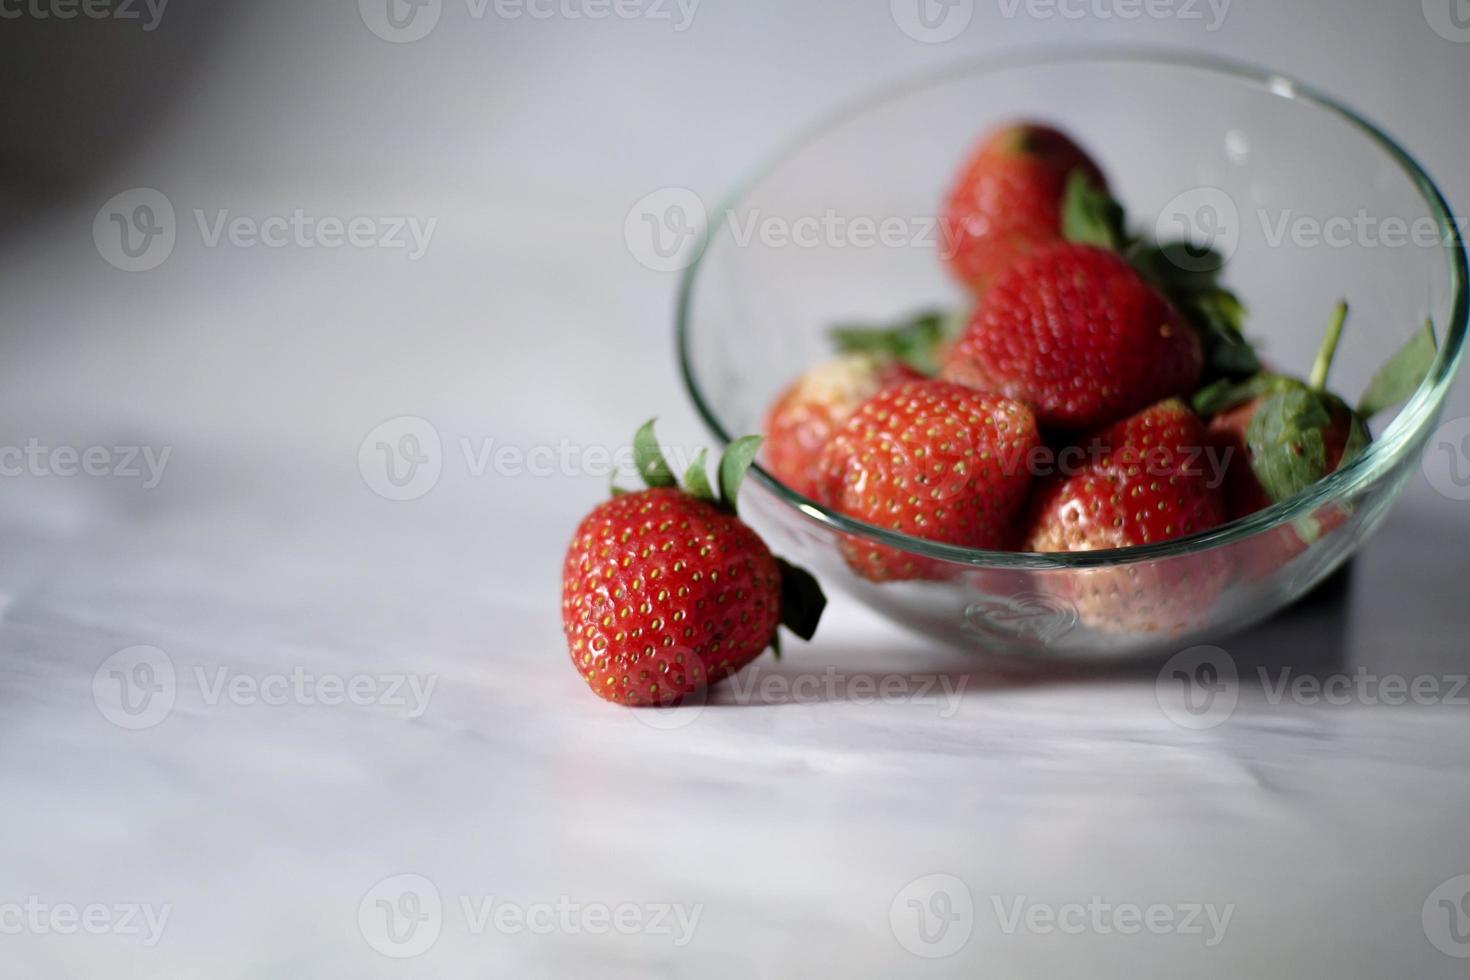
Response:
[0, 1, 1469, 976]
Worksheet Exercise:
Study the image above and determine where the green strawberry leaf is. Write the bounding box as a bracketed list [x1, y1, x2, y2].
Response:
[1246, 386, 1333, 503]
[1246, 386, 1369, 504]
[1192, 373, 1286, 417]
[682, 447, 715, 504]
[1128, 240, 1228, 291]
[633, 418, 677, 490]
[1358, 318, 1438, 418]
[830, 308, 964, 376]
[1061, 170, 1126, 251]
[776, 557, 827, 643]
[718, 435, 764, 515]
[1176, 288, 1260, 379]
[1127, 236, 1259, 381]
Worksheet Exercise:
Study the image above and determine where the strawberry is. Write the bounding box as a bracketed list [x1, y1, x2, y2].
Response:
[942, 122, 1107, 295]
[1192, 302, 1436, 521]
[1026, 399, 1225, 552]
[941, 242, 1203, 431]
[816, 380, 1042, 580]
[763, 352, 922, 500]
[1025, 399, 1228, 633]
[1194, 303, 1437, 580]
[562, 422, 825, 706]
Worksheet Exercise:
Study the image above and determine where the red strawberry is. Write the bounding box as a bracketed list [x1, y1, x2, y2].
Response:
[942, 122, 1107, 295]
[562, 422, 825, 706]
[763, 353, 922, 500]
[1026, 399, 1224, 551]
[941, 242, 1203, 431]
[816, 380, 1042, 581]
[1025, 399, 1228, 633]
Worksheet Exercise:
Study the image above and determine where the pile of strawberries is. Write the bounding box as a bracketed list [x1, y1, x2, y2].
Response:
[764, 122, 1434, 588]
[559, 121, 1435, 707]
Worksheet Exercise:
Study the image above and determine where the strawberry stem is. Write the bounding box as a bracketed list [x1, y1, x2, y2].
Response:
[1308, 301, 1348, 392]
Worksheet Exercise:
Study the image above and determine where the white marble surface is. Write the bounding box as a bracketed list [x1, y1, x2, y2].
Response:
[2, 2, 1470, 976]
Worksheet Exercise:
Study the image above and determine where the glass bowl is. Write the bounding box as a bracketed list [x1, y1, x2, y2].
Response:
[677, 50, 1468, 660]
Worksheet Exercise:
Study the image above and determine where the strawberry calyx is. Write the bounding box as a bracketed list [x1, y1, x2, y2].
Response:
[829, 308, 967, 376]
[616, 419, 828, 650]
[1060, 172, 1261, 383]
[1193, 300, 1440, 508]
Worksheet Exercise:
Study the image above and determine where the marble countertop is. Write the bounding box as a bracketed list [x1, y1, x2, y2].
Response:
[2, 1, 1470, 976]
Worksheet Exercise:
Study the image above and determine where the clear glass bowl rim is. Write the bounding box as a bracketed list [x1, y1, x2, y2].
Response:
[676, 47, 1470, 570]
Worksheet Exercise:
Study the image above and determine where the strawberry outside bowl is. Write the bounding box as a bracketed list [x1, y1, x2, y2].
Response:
[675, 50, 1468, 660]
